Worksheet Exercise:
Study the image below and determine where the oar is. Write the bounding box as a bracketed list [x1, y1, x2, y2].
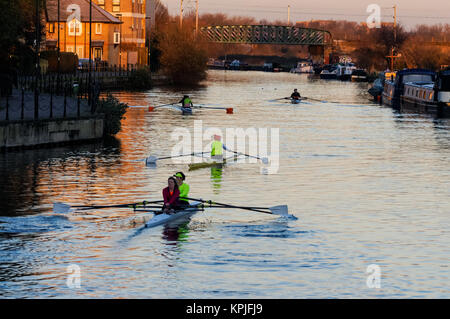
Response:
[148, 103, 177, 112]
[269, 97, 307, 103]
[230, 150, 269, 164]
[146, 151, 208, 165]
[53, 200, 164, 214]
[185, 197, 290, 217]
[193, 105, 233, 114]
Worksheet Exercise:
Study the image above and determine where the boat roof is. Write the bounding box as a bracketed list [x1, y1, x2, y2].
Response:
[396, 68, 436, 76]
[404, 81, 435, 89]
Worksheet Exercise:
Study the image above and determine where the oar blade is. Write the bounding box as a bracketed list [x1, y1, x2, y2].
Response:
[269, 205, 293, 217]
[53, 202, 72, 214]
[145, 156, 157, 165]
[261, 157, 269, 164]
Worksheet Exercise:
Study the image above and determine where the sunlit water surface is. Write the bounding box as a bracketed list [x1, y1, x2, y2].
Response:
[1, 71, 449, 298]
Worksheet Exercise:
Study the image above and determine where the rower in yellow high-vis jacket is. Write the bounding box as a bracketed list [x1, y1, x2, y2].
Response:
[173, 172, 189, 208]
[211, 135, 230, 158]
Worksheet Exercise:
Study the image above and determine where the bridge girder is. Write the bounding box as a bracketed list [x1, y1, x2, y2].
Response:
[200, 25, 332, 46]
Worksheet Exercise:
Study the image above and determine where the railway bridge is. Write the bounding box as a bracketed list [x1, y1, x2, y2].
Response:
[200, 25, 333, 63]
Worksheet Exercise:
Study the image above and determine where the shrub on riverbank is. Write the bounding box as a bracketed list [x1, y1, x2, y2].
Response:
[159, 27, 208, 85]
[128, 66, 152, 90]
[96, 94, 128, 136]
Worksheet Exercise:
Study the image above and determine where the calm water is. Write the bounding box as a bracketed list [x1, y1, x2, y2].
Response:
[0, 70, 449, 298]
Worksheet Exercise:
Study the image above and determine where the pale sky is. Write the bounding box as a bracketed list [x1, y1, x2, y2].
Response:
[162, 0, 450, 28]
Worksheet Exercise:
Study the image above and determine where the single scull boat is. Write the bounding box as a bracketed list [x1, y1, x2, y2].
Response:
[188, 154, 240, 171]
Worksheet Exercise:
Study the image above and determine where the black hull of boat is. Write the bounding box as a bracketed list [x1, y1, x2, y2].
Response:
[320, 74, 337, 80]
[352, 77, 368, 82]
[400, 97, 440, 117]
[337, 75, 352, 81]
[382, 93, 400, 109]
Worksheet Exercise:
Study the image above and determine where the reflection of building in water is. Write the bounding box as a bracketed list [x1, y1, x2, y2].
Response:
[210, 167, 223, 194]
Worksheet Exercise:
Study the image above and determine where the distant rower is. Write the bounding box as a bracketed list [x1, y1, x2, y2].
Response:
[291, 89, 301, 101]
[179, 95, 193, 109]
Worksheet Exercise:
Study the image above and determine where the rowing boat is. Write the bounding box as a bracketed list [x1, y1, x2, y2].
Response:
[188, 155, 239, 171]
[163, 104, 193, 114]
[180, 106, 193, 114]
[145, 201, 202, 228]
[291, 98, 301, 104]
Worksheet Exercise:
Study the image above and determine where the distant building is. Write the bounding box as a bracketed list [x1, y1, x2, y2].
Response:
[93, 0, 147, 66]
[45, 0, 147, 67]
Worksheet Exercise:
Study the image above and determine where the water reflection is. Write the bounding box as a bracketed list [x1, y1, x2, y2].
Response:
[210, 167, 223, 194]
[0, 140, 121, 216]
[162, 222, 191, 244]
[1, 70, 449, 298]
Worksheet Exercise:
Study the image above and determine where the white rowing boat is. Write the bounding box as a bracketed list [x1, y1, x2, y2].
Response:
[165, 104, 193, 114]
[145, 201, 202, 228]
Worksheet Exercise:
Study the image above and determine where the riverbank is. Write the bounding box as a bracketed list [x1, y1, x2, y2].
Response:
[0, 88, 104, 150]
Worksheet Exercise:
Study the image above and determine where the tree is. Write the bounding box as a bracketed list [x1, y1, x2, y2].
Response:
[159, 26, 208, 85]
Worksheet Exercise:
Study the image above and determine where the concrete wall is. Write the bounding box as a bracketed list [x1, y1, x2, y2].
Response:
[0, 117, 104, 149]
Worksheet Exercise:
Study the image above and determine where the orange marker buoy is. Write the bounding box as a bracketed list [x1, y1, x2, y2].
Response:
[148, 106, 155, 112]
[226, 107, 233, 114]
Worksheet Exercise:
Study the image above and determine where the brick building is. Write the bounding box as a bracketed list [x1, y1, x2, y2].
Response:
[45, 0, 147, 67]
[94, 0, 147, 66]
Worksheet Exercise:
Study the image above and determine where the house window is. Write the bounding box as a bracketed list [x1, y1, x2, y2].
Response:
[77, 47, 84, 58]
[95, 23, 102, 34]
[48, 23, 55, 33]
[113, 0, 120, 12]
[68, 19, 82, 36]
[114, 32, 121, 44]
[94, 48, 102, 60]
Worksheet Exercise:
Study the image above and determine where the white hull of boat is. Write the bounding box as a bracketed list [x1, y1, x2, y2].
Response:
[145, 201, 202, 228]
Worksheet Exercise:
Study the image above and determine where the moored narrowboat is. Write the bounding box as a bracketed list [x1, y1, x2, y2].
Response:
[435, 68, 450, 117]
[399, 68, 450, 117]
[382, 69, 436, 109]
[401, 82, 438, 115]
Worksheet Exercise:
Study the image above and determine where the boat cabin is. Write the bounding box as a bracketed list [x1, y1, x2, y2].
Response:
[382, 69, 436, 108]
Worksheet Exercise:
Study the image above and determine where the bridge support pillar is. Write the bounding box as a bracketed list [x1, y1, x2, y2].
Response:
[308, 45, 325, 64]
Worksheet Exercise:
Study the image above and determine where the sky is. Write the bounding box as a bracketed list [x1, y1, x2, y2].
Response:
[161, 0, 450, 29]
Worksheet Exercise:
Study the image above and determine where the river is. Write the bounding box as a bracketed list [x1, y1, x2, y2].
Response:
[0, 70, 449, 298]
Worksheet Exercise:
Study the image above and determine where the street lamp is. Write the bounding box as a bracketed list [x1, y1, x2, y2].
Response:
[57, 0, 60, 77]
[34, 0, 41, 119]
[72, 9, 77, 57]
[116, 13, 122, 67]
[89, 0, 92, 112]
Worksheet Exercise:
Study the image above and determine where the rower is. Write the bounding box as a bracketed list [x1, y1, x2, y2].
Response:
[173, 172, 189, 208]
[162, 176, 181, 214]
[291, 89, 301, 100]
[179, 95, 193, 108]
[211, 135, 229, 161]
